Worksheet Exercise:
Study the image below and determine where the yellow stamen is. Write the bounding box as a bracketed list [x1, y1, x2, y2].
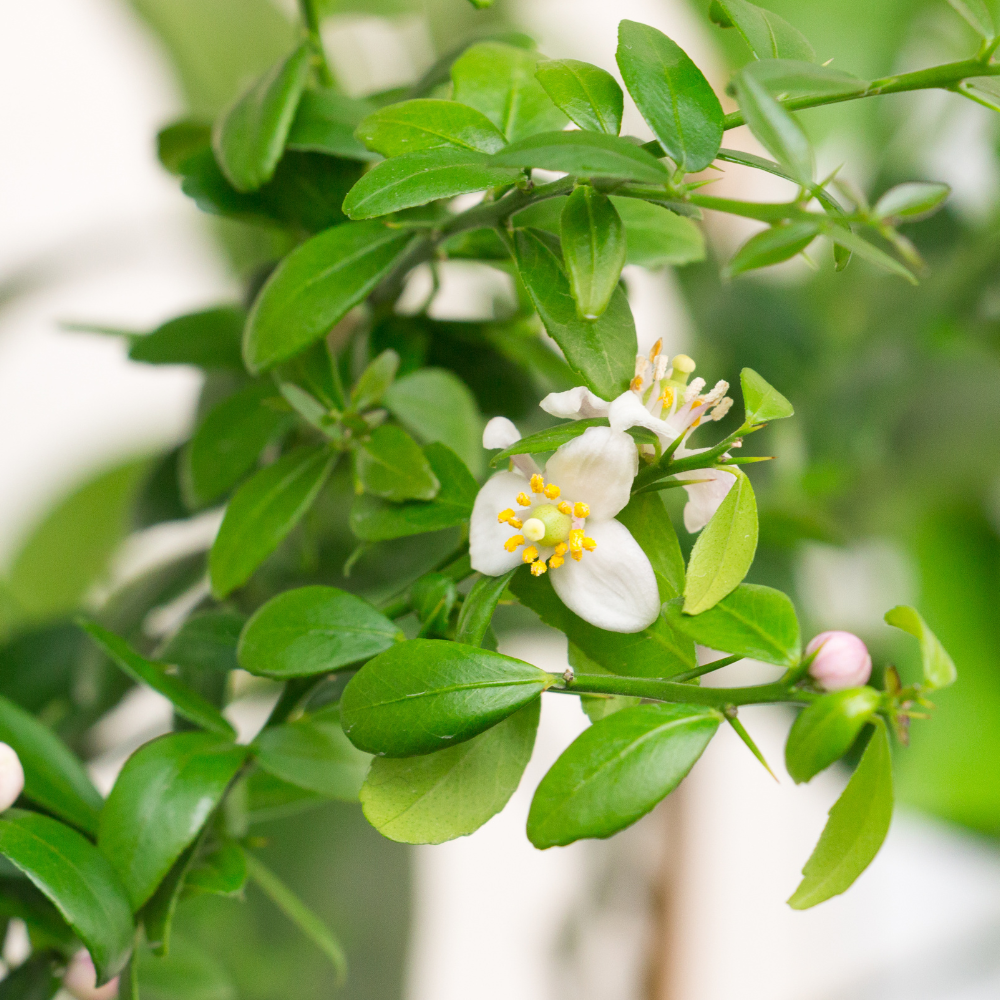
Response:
[649, 338, 663, 362]
[548, 555, 564, 569]
[569, 529, 585, 552]
[691, 416, 701, 428]
[508, 517, 522, 529]
[630, 376, 644, 392]
[531, 559, 548, 576]
[530, 474, 545, 494]
[497, 508, 515, 524]
[570, 549, 583, 561]
[661, 387, 674, 408]
[582, 536, 597, 552]
[522, 546, 539, 563]
[573, 502, 590, 519]
[516, 492, 531, 507]
[543, 483, 560, 499]
[504, 535, 524, 552]
[554, 542, 568, 557]
[557, 501, 573, 516]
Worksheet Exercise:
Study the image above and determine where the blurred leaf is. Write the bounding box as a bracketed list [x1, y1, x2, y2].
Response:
[725, 221, 820, 277]
[823, 224, 918, 284]
[356, 426, 440, 502]
[0, 623, 81, 715]
[535, 59, 624, 136]
[352, 348, 399, 411]
[612, 197, 706, 268]
[733, 72, 813, 186]
[356, 99, 508, 156]
[741, 367, 795, 425]
[136, 934, 237, 1000]
[560, 186, 627, 322]
[947, 0, 998, 39]
[129, 307, 245, 369]
[454, 569, 516, 647]
[710, 0, 816, 61]
[742, 59, 866, 99]
[158, 120, 212, 174]
[287, 89, 379, 161]
[279, 338, 344, 412]
[0, 879, 77, 949]
[185, 842, 247, 897]
[785, 690, 881, 784]
[0, 952, 60, 1000]
[159, 610, 245, 674]
[872, 182, 951, 222]
[884, 605, 957, 690]
[141, 844, 197, 957]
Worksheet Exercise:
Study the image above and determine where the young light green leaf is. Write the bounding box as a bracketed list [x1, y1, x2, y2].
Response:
[725, 221, 820, 277]
[822, 224, 918, 284]
[740, 367, 794, 426]
[872, 182, 951, 222]
[210, 445, 337, 598]
[616, 21, 724, 173]
[212, 42, 312, 192]
[286, 89, 380, 161]
[733, 71, 813, 186]
[127, 307, 245, 370]
[535, 59, 624, 135]
[352, 348, 400, 411]
[355, 99, 508, 156]
[0, 695, 104, 837]
[455, 569, 517, 646]
[355, 425, 440, 502]
[684, 471, 758, 615]
[0, 811, 133, 984]
[340, 639, 552, 757]
[560, 186, 627, 321]
[238, 585, 402, 678]
[884, 605, 957, 690]
[788, 723, 893, 909]
[710, 0, 816, 61]
[513, 228, 637, 400]
[947, 0, 997, 39]
[527, 703, 720, 847]
[244, 221, 413, 373]
[611, 197, 706, 268]
[361, 698, 538, 844]
[98, 732, 250, 910]
[616, 493, 686, 600]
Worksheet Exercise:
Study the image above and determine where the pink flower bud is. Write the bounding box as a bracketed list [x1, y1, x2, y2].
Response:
[806, 631, 873, 691]
[63, 950, 119, 1000]
[0, 742, 24, 812]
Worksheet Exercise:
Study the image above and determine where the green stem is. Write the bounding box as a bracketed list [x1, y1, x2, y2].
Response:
[672, 653, 743, 683]
[264, 676, 321, 728]
[297, 0, 334, 87]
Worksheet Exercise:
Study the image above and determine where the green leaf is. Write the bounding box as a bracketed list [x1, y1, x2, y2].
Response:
[0, 696, 103, 837]
[238, 586, 402, 679]
[254, 708, 371, 801]
[560, 186, 627, 322]
[710, 0, 816, 61]
[410, 574, 457, 637]
[0, 810, 133, 983]
[185, 842, 247, 897]
[340, 639, 552, 757]
[0, 880, 77, 949]
[351, 348, 399, 411]
[615, 21, 724, 173]
[159, 610, 245, 675]
[513, 228, 637, 401]
[821, 224, 918, 284]
[527, 703, 720, 847]
[742, 59, 866, 100]
[492, 131, 670, 185]
[361, 698, 538, 844]
[451, 42, 566, 142]
[350, 443, 478, 542]
[356, 99, 508, 156]
[455, 570, 517, 647]
[788, 723, 893, 909]
[740, 367, 794, 426]
[872, 182, 951, 222]
[342, 148, 520, 220]
[947, 0, 998, 39]
[725, 221, 820, 277]
[141, 844, 197, 958]
[286, 89, 379, 161]
[684, 472, 758, 615]
[210, 445, 337, 598]
[733, 71, 813, 186]
[355, 425, 440, 502]
[884, 605, 958, 690]
[616, 493, 686, 600]
[383, 368, 485, 477]
[0, 951, 60, 999]
[489, 418, 605, 468]
[98, 732, 250, 910]
[212, 42, 312, 191]
[136, 934, 237, 1000]
[785, 689, 882, 785]
[244, 221, 413, 373]
[79, 621, 235, 737]
[535, 59, 623, 136]
[611, 197, 706, 268]
[127, 307, 245, 369]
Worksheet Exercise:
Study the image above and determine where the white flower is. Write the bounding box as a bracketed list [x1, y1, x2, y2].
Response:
[0, 742, 23, 812]
[471, 422, 660, 633]
[64, 950, 119, 1000]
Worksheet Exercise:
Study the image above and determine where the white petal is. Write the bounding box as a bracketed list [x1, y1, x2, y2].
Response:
[677, 467, 737, 532]
[483, 416, 520, 451]
[469, 471, 530, 576]
[544, 427, 637, 520]
[608, 391, 679, 445]
[550, 519, 660, 633]
[539, 386, 611, 420]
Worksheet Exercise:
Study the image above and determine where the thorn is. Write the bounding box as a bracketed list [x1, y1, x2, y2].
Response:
[726, 712, 779, 783]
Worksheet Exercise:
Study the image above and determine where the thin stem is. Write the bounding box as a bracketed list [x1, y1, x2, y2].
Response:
[672, 653, 743, 683]
[264, 676, 320, 728]
[297, 0, 334, 87]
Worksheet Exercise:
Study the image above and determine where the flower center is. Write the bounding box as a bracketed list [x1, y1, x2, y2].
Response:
[523, 504, 571, 546]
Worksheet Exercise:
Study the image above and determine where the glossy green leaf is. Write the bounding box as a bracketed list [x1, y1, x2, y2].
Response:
[742, 59, 866, 100]
[734, 72, 813, 186]
[0, 810, 133, 983]
[128, 307, 245, 370]
[356, 99, 507, 156]
[341, 639, 553, 757]
[710, 0, 816, 61]
[535, 59, 623, 135]
[361, 698, 538, 844]
[785, 690, 882, 785]
[451, 42, 566, 142]
[560, 186, 627, 322]
[489, 418, 605, 467]
[684, 472, 758, 615]
[210, 445, 337, 598]
[342, 148, 520, 220]
[238, 586, 402, 679]
[286, 89, 379, 161]
[455, 569, 517, 647]
[947, 0, 998, 39]
[0, 696, 103, 836]
[99, 732, 250, 910]
[612, 197, 706, 268]
[616, 21, 723, 173]
[789, 723, 894, 909]
[185, 842, 247, 897]
[528, 703, 720, 847]
[350, 443, 478, 542]
[616, 493, 686, 600]
[244, 221, 413, 373]
[159, 610, 245, 674]
[79, 620, 235, 737]
[212, 42, 311, 191]
[725, 221, 820, 277]
[513, 228, 637, 401]
[356, 425, 440, 502]
[872, 182, 951, 222]
[740, 367, 794, 426]
[884, 605, 958, 690]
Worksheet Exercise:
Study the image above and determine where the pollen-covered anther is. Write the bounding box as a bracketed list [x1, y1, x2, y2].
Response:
[504, 535, 524, 552]
[570, 549, 583, 561]
[661, 387, 675, 408]
[649, 339, 663, 362]
[573, 502, 590, 518]
[543, 483, 561, 499]
[652, 355, 669, 381]
[530, 474, 545, 494]
[548, 555, 564, 569]
[630, 375, 644, 392]
[497, 508, 516, 524]
[711, 397, 734, 421]
[557, 501, 573, 516]
[569, 528, 585, 552]
[516, 492, 532, 507]
[530, 559, 548, 576]
[634, 353, 651, 380]
[582, 536, 597, 552]
[522, 546, 539, 564]
[554, 542, 568, 557]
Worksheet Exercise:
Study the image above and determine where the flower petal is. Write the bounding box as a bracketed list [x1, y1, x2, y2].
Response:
[608, 391, 678, 444]
[544, 427, 637, 520]
[539, 386, 611, 420]
[470, 471, 531, 576]
[483, 416, 520, 451]
[676, 467, 737, 532]
[550, 519, 660, 633]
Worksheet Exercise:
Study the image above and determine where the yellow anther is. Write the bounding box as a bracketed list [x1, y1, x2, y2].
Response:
[504, 535, 524, 552]
[630, 376, 644, 392]
[691, 416, 701, 429]
[570, 549, 583, 561]
[530, 559, 548, 577]
[569, 528, 585, 552]
[543, 483, 561, 499]
[516, 492, 532, 507]
[508, 517, 522, 529]
[554, 542, 568, 557]
[661, 387, 675, 407]
[649, 338, 663, 362]
[530, 474, 545, 494]
[557, 501, 573, 516]
[497, 508, 515, 524]
[582, 536, 597, 552]
[522, 546, 539, 564]
[573, 502, 590, 519]
[548, 555, 564, 569]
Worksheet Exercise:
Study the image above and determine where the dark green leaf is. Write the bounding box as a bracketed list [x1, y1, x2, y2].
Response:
[725, 221, 820, 276]
[740, 367, 794, 425]
[560, 186, 627, 322]
[286, 89, 379, 161]
[157, 120, 212, 174]
[785, 689, 882, 784]
[527, 703, 720, 847]
[535, 59, 624, 136]
[279, 337, 345, 411]
[356, 425, 440, 501]
[410, 574, 457, 637]
[616, 493, 686, 600]
[159, 610, 245, 674]
[733, 72, 813, 186]
[98, 732, 250, 910]
[616, 21, 724, 173]
[340, 639, 552, 757]
[455, 570, 517, 646]
[356, 99, 508, 156]
[210, 445, 337, 598]
[141, 844, 197, 957]
[0, 951, 59, 1000]
[128, 307, 245, 370]
[884, 605, 957, 690]
[0, 810, 133, 983]
[184, 841, 247, 897]
[788, 723, 893, 909]
[489, 418, 605, 467]
[0, 879, 76, 948]
[872, 182, 951, 222]
[710, 0, 816, 61]
[612, 197, 706, 268]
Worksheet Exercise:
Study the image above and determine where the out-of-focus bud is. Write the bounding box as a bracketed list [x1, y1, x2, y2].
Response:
[63, 950, 119, 1000]
[806, 631, 872, 691]
[482, 416, 520, 451]
[0, 742, 24, 812]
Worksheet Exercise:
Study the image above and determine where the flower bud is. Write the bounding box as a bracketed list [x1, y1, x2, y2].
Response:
[63, 950, 119, 1000]
[0, 742, 24, 812]
[806, 631, 872, 691]
[482, 417, 520, 451]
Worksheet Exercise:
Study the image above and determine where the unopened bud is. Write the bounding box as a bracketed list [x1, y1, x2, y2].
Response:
[63, 950, 119, 1000]
[0, 743, 24, 812]
[806, 631, 873, 691]
[482, 416, 520, 451]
